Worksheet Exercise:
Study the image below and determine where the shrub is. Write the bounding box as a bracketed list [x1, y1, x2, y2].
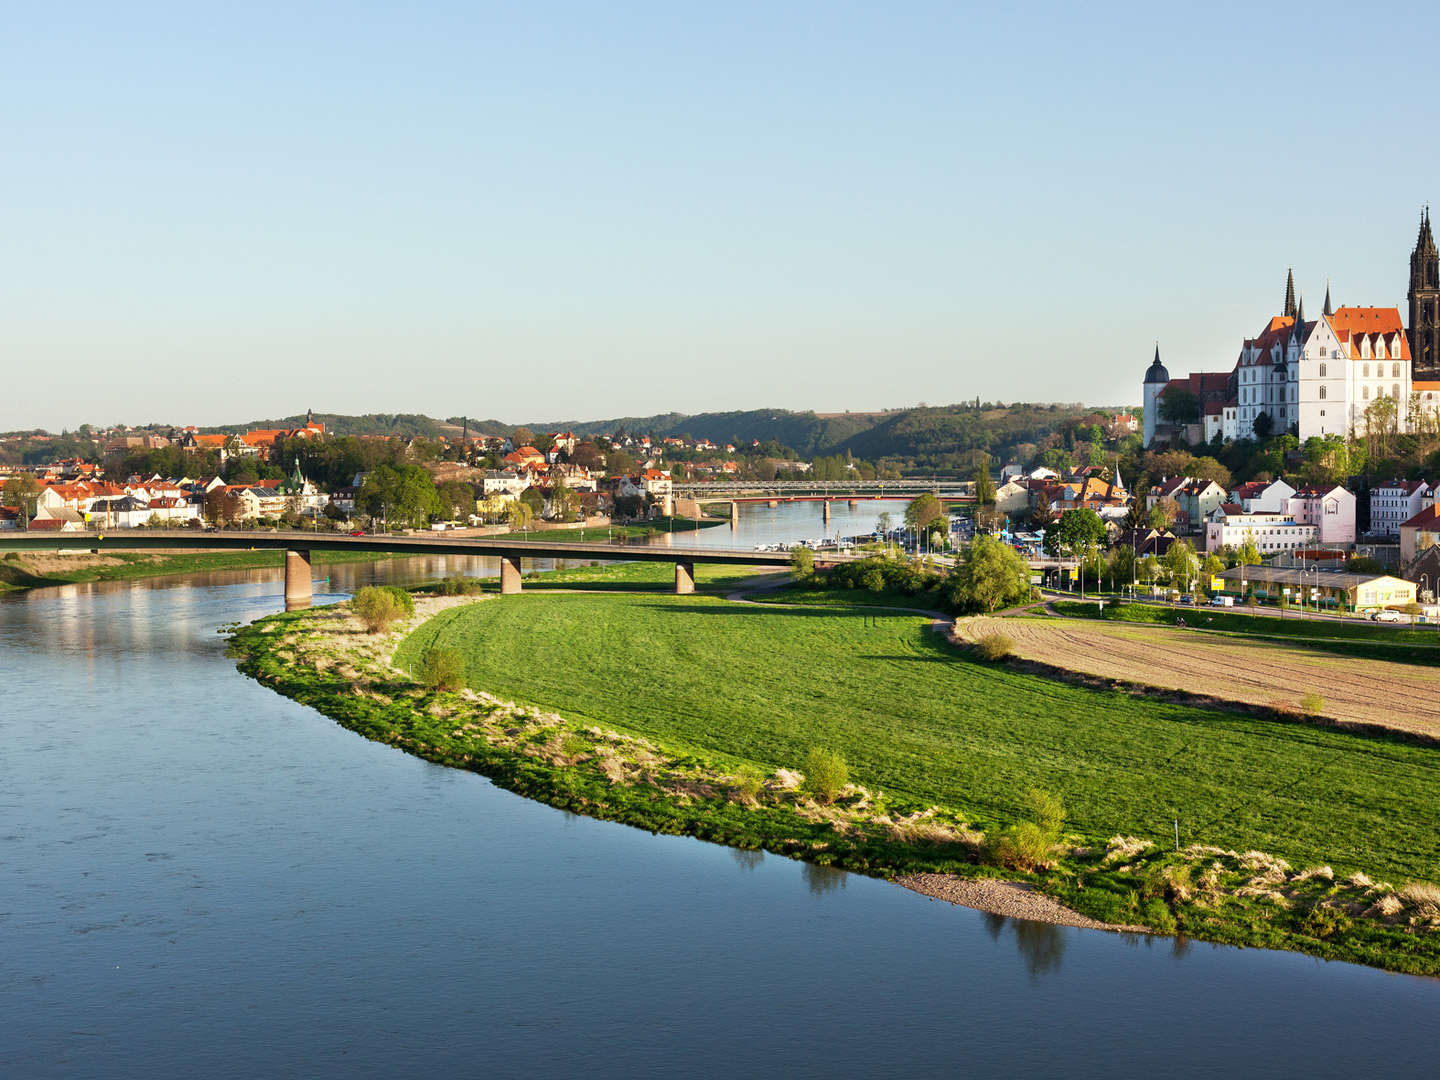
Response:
[352, 586, 414, 634]
[984, 788, 1065, 872]
[436, 573, 482, 596]
[1300, 904, 1353, 940]
[790, 547, 815, 582]
[974, 631, 1014, 661]
[417, 646, 465, 691]
[801, 747, 849, 805]
[560, 732, 591, 761]
[1299, 691, 1325, 717]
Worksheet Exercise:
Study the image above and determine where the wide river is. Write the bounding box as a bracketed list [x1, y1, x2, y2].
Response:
[5, 502, 1439, 1077]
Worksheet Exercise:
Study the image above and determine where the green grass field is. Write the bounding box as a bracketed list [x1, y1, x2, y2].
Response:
[496, 515, 725, 543]
[395, 592, 1440, 884]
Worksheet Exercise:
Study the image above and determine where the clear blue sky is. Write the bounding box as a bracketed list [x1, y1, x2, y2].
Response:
[6, 1, 1439, 431]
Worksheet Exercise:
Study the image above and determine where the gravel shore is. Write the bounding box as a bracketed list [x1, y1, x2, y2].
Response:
[896, 873, 1149, 934]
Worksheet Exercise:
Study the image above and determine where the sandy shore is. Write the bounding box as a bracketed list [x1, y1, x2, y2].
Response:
[896, 873, 1149, 933]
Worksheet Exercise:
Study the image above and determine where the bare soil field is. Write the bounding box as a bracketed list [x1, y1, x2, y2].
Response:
[956, 615, 1440, 737]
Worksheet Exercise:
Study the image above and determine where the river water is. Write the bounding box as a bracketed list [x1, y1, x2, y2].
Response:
[4, 504, 1439, 1077]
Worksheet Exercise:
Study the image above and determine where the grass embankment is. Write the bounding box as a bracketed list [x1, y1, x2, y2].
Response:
[496, 515, 725, 544]
[1052, 599, 1440, 667]
[232, 581, 1440, 975]
[0, 548, 404, 594]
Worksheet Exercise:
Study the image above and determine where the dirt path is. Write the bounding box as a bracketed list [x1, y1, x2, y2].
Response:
[956, 615, 1440, 737]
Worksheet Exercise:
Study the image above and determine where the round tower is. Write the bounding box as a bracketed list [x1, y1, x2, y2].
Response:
[1143, 344, 1169, 447]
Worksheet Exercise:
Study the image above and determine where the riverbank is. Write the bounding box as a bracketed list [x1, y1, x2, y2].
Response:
[0, 547, 407, 594]
[231, 581, 1440, 976]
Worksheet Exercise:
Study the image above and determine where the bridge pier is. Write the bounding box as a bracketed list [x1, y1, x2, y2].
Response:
[729, 501, 739, 528]
[499, 554, 523, 594]
[284, 549, 312, 610]
[822, 501, 831, 526]
[675, 561, 695, 595]
[848, 499, 858, 509]
[767, 500, 778, 508]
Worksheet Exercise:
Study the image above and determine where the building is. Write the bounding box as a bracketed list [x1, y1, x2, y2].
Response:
[1399, 503, 1440, 564]
[1370, 479, 1433, 537]
[1288, 484, 1357, 546]
[1217, 565, 1416, 611]
[1143, 233, 1426, 446]
[1409, 209, 1440, 381]
[1231, 479, 1296, 514]
[1148, 477, 1227, 533]
[1205, 505, 1317, 554]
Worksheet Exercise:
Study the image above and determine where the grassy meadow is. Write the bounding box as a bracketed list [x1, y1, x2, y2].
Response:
[394, 592, 1440, 885]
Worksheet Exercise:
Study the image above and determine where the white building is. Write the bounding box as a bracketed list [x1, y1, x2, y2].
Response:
[1370, 478, 1433, 537]
[1205, 505, 1318, 554]
[1230, 479, 1295, 514]
[1288, 484, 1356, 546]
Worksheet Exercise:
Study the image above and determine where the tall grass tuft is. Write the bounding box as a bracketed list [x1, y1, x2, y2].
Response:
[801, 747, 849, 805]
[732, 764, 766, 805]
[1300, 691, 1325, 717]
[974, 631, 1014, 661]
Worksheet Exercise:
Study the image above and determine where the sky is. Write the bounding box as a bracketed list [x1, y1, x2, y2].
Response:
[7, 1, 1440, 431]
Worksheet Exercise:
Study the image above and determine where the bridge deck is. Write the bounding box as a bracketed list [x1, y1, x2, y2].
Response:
[0, 529, 795, 566]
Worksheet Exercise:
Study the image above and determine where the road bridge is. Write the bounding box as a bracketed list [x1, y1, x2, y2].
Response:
[674, 479, 974, 498]
[0, 529, 797, 606]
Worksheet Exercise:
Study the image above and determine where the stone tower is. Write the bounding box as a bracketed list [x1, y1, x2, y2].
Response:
[1409, 208, 1440, 380]
[1283, 268, 1297, 318]
[1142, 344, 1169, 447]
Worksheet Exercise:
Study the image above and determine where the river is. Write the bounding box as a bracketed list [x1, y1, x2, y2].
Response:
[4, 502, 1438, 1077]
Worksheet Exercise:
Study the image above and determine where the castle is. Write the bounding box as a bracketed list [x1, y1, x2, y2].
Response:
[1144, 215, 1440, 446]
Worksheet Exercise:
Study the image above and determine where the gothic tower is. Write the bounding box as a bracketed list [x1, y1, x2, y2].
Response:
[1283, 268, 1297, 318]
[1409, 208, 1440, 379]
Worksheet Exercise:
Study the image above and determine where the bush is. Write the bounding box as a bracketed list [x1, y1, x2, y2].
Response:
[790, 547, 815, 582]
[974, 631, 1014, 661]
[418, 646, 465, 691]
[352, 585, 414, 634]
[436, 573, 482, 596]
[801, 747, 849, 805]
[984, 788, 1066, 872]
[1299, 691, 1325, 717]
[1300, 904, 1353, 940]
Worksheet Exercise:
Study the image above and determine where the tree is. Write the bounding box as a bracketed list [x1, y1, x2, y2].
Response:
[974, 463, 996, 506]
[1252, 411, 1274, 439]
[356, 464, 443, 529]
[1235, 535, 1262, 566]
[546, 476, 575, 520]
[511, 427, 536, 449]
[505, 500, 533, 529]
[945, 534, 1032, 614]
[1044, 508, 1106, 555]
[3, 474, 41, 520]
[905, 493, 946, 533]
[1108, 544, 1136, 590]
[1159, 387, 1201, 425]
[1163, 539, 1200, 593]
[607, 449, 637, 477]
[1147, 497, 1179, 531]
[790, 546, 815, 581]
[875, 511, 893, 537]
[436, 480, 476, 520]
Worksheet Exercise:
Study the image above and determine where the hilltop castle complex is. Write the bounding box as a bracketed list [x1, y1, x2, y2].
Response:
[1144, 213, 1440, 446]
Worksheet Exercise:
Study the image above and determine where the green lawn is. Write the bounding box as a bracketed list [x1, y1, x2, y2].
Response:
[395, 592, 1440, 883]
[495, 515, 724, 543]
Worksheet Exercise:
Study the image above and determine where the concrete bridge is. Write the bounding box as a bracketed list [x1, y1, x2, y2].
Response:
[674, 479, 975, 498]
[0, 529, 796, 606]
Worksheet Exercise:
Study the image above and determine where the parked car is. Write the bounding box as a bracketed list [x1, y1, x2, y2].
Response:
[1178, 595, 1194, 605]
[1371, 609, 1403, 622]
[1210, 596, 1234, 607]
[349, 529, 365, 536]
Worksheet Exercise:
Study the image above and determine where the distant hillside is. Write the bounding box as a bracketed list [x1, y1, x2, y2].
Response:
[832, 403, 1101, 469]
[530, 409, 880, 457]
[202, 413, 463, 438]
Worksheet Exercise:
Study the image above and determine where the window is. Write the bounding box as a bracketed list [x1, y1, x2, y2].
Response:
[1394, 383, 1401, 399]
[1319, 362, 1327, 377]
[1319, 386, 1327, 399]
[1393, 362, 1400, 377]
[1364, 363, 1370, 377]
[1363, 386, 1370, 400]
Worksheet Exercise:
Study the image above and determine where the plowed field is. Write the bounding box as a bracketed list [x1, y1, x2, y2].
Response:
[956, 616, 1440, 736]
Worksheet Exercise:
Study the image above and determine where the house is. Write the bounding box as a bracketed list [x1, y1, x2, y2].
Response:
[1114, 527, 1177, 558]
[1403, 545, 1440, 603]
[1231, 479, 1296, 514]
[994, 479, 1031, 515]
[0, 505, 20, 530]
[503, 446, 546, 470]
[640, 469, 672, 497]
[1399, 503, 1440, 565]
[1287, 485, 1356, 546]
[483, 470, 527, 496]
[1205, 504, 1317, 554]
[1149, 477, 1227, 532]
[1370, 479, 1433, 538]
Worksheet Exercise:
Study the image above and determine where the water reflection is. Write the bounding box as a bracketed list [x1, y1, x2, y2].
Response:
[802, 862, 849, 895]
[983, 912, 1067, 978]
[730, 847, 765, 872]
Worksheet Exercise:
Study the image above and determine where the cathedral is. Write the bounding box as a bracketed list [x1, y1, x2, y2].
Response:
[1143, 217, 1440, 446]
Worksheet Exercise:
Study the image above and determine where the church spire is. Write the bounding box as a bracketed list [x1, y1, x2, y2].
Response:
[1323, 280, 1332, 318]
[1283, 268, 1297, 318]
